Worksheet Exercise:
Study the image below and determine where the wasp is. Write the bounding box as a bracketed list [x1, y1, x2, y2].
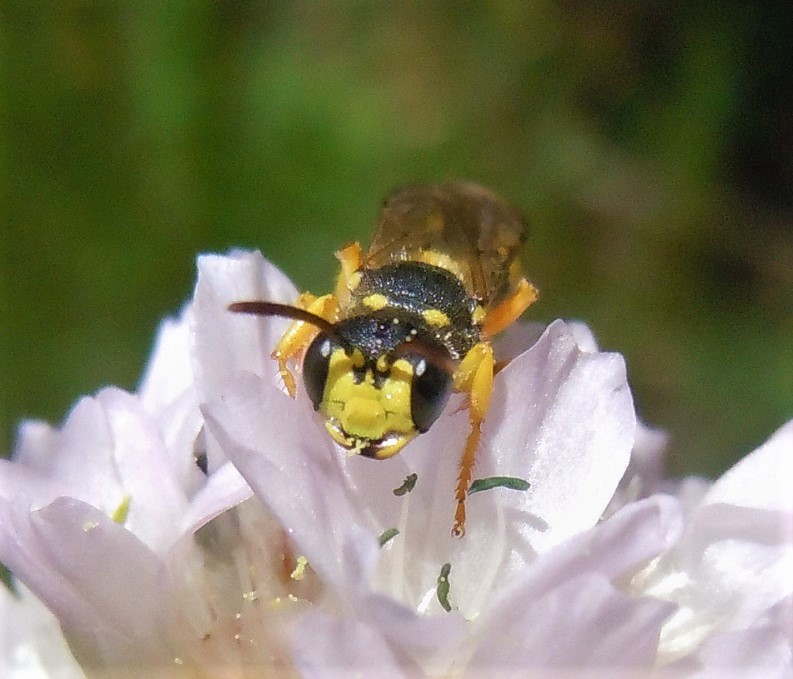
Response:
[230, 181, 538, 536]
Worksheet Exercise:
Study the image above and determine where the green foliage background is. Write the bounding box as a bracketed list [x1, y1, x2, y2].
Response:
[2, 2, 791, 477]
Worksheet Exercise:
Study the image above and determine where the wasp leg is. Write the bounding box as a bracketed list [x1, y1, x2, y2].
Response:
[482, 277, 538, 339]
[334, 242, 363, 306]
[451, 342, 495, 537]
[272, 292, 340, 397]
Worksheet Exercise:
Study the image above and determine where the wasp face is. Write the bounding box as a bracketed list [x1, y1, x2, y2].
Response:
[302, 316, 453, 459]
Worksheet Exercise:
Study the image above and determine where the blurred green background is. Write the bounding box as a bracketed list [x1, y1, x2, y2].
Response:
[2, 2, 791, 477]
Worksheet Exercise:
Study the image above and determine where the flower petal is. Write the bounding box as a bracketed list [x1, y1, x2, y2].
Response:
[466, 496, 681, 672]
[468, 573, 674, 670]
[495, 319, 602, 362]
[479, 495, 682, 630]
[0, 497, 171, 667]
[180, 461, 252, 536]
[93, 388, 189, 551]
[292, 612, 417, 678]
[0, 584, 85, 679]
[690, 422, 793, 625]
[2, 396, 123, 511]
[608, 420, 670, 514]
[202, 372, 374, 590]
[191, 250, 297, 403]
[7, 418, 58, 470]
[481, 319, 635, 554]
[1, 388, 189, 552]
[703, 419, 793, 514]
[634, 421, 793, 664]
[137, 306, 194, 414]
[691, 596, 793, 677]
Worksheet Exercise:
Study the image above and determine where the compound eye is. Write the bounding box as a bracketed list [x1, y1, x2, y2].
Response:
[410, 357, 453, 433]
[302, 333, 333, 409]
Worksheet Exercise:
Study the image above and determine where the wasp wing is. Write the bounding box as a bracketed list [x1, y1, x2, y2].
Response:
[363, 182, 526, 308]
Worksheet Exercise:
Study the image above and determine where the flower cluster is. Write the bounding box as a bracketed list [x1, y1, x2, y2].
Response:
[1, 251, 791, 678]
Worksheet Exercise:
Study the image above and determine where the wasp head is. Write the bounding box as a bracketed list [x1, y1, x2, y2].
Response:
[303, 314, 454, 459]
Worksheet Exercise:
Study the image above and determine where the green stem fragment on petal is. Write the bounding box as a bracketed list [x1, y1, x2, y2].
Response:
[393, 473, 418, 496]
[378, 528, 399, 547]
[468, 476, 530, 494]
[436, 562, 452, 612]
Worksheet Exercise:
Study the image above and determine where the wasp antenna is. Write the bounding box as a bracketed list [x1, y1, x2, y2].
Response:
[228, 301, 337, 336]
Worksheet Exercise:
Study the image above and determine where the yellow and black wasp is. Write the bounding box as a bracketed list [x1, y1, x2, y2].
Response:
[230, 181, 538, 536]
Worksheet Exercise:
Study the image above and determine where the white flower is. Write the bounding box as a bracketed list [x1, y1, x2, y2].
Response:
[0, 252, 318, 676]
[1, 250, 790, 677]
[0, 583, 83, 679]
[632, 420, 793, 676]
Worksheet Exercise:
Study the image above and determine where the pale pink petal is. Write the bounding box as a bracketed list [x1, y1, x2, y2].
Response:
[494, 320, 548, 360]
[137, 307, 194, 413]
[191, 250, 297, 403]
[469, 573, 674, 670]
[464, 498, 681, 673]
[134, 304, 210, 495]
[478, 496, 682, 634]
[148, 389, 205, 495]
[1, 389, 190, 551]
[608, 420, 670, 514]
[344, 533, 468, 662]
[2, 396, 124, 512]
[691, 597, 793, 678]
[480, 319, 635, 554]
[495, 319, 602, 361]
[703, 419, 793, 513]
[202, 372, 374, 589]
[686, 421, 793, 627]
[180, 461, 252, 535]
[633, 422, 793, 665]
[94, 388, 189, 551]
[8, 419, 58, 470]
[0, 461, 60, 511]
[0, 497, 171, 667]
[0, 584, 84, 679]
[292, 612, 419, 678]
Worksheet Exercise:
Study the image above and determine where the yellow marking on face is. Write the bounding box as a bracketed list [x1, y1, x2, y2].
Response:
[321, 351, 416, 446]
[325, 420, 354, 448]
[370, 433, 417, 459]
[344, 396, 386, 440]
[376, 355, 391, 373]
[472, 304, 486, 325]
[422, 308, 450, 328]
[350, 348, 365, 368]
[362, 293, 389, 311]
